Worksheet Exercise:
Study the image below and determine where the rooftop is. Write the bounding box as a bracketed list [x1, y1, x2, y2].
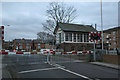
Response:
[54, 23, 97, 34]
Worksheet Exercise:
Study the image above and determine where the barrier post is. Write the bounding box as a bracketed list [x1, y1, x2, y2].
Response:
[93, 41, 96, 61]
[47, 51, 50, 64]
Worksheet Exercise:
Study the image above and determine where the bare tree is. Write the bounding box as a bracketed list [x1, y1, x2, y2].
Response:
[42, 2, 77, 34]
[37, 31, 55, 41]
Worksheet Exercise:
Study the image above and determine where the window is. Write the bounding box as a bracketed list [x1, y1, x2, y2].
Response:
[19, 46, 22, 49]
[65, 33, 72, 41]
[69, 33, 72, 41]
[38, 46, 40, 48]
[77, 33, 80, 42]
[26, 43, 29, 45]
[84, 34, 88, 42]
[65, 33, 68, 41]
[26, 46, 29, 49]
[113, 31, 116, 35]
[87, 33, 89, 42]
[81, 34, 83, 42]
[114, 42, 116, 45]
[74, 33, 76, 42]
[19, 43, 22, 45]
[77, 33, 82, 42]
[59, 33, 61, 43]
[113, 37, 116, 40]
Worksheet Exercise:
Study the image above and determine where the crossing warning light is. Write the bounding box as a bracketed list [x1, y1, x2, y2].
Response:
[89, 32, 101, 41]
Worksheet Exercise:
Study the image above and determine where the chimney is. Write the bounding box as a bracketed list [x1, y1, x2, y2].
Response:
[95, 24, 97, 30]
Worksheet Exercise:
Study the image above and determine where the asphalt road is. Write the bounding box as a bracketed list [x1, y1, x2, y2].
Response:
[2, 54, 119, 80]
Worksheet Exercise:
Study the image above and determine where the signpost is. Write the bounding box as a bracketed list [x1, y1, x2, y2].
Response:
[89, 32, 101, 61]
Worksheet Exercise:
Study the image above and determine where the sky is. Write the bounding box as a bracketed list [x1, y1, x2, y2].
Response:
[1, 2, 118, 41]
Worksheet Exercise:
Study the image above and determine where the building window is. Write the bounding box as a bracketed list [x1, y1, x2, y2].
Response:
[65, 33, 72, 41]
[113, 31, 116, 35]
[114, 42, 116, 45]
[65, 33, 68, 41]
[19, 46, 22, 49]
[59, 33, 61, 43]
[69, 33, 72, 41]
[86, 33, 89, 42]
[26, 43, 29, 45]
[74, 33, 76, 42]
[26, 46, 29, 49]
[84, 34, 89, 42]
[77, 33, 80, 42]
[19, 43, 22, 45]
[38, 46, 40, 48]
[113, 37, 116, 40]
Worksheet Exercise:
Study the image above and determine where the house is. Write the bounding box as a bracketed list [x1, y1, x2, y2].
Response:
[103, 27, 120, 50]
[13, 38, 32, 51]
[2, 40, 13, 50]
[43, 39, 56, 49]
[33, 39, 45, 50]
[54, 23, 97, 52]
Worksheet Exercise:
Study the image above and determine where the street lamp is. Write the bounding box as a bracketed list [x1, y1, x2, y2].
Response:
[101, 0, 104, 53]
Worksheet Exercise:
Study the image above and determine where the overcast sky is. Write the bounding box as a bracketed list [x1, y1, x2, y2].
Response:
[2, 2, 118, 41]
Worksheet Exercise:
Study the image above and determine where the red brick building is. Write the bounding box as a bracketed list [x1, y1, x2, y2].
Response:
[3, 38, 56, 51]
[33, 39, 45, 50]
[103, 27, 120, 50]
[13, 38, 33, 51]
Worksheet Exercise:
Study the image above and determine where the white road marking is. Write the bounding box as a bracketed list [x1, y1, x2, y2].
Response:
[51, 63, 92, 80]
[18, 67, 59, 74]
[58, 67, 92, 80]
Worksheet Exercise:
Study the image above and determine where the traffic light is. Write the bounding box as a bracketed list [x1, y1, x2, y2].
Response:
[89, 32, 101, 41]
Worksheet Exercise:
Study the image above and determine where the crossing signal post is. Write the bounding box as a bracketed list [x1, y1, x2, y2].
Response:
[0, 26, 4, 50]
[89, 32, 101, 61]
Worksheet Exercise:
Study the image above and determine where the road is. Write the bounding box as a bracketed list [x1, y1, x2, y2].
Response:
[2, 53, 119, 80]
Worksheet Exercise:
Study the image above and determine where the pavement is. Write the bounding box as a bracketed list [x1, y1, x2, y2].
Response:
[1, 54, 120, 79]
[90, 62, 120, 70]
[0, 55, 2, 80]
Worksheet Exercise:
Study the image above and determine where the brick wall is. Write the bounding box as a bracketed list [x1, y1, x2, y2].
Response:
[57, 43, 94, 52]
[102, 55, 120, 64]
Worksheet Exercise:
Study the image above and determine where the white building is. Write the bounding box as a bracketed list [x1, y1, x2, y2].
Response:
[54, 23, 97, 51]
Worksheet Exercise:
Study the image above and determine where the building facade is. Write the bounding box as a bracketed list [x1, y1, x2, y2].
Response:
[33, 39, 45, 50]
[3, 38, 56, 51]
[103, 27, 120, 50]
[13, 39, 33, 51]
[54, 23, 97, 52]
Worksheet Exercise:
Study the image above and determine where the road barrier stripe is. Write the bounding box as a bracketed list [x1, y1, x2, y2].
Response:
[0, 50, 93, 55]
[16, 52, 23, 54]
[2, 52, 8, 55]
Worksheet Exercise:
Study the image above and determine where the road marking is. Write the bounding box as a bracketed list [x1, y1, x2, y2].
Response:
[18, 67, 59, 74]
[59, 67, 92, 80]
[50, 63, 92, 80]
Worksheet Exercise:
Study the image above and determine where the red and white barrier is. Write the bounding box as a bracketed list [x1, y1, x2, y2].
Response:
[1, 26, 4, 40]
[0, 49, 93, 55]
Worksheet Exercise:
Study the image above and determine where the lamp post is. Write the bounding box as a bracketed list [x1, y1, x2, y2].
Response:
[101, 0, 104, 53]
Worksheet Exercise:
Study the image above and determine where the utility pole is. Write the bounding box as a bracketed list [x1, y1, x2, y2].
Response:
[101, 0, 104, 53]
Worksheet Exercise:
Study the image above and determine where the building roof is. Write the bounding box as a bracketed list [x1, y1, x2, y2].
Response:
[14, 39, 32, 43]
[24, 39, 32, 43]
[14, 39, 24, 43]
[103, 26, 120, 33]
[33, 39, 42, 43]
[54, 23, 97, 34]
